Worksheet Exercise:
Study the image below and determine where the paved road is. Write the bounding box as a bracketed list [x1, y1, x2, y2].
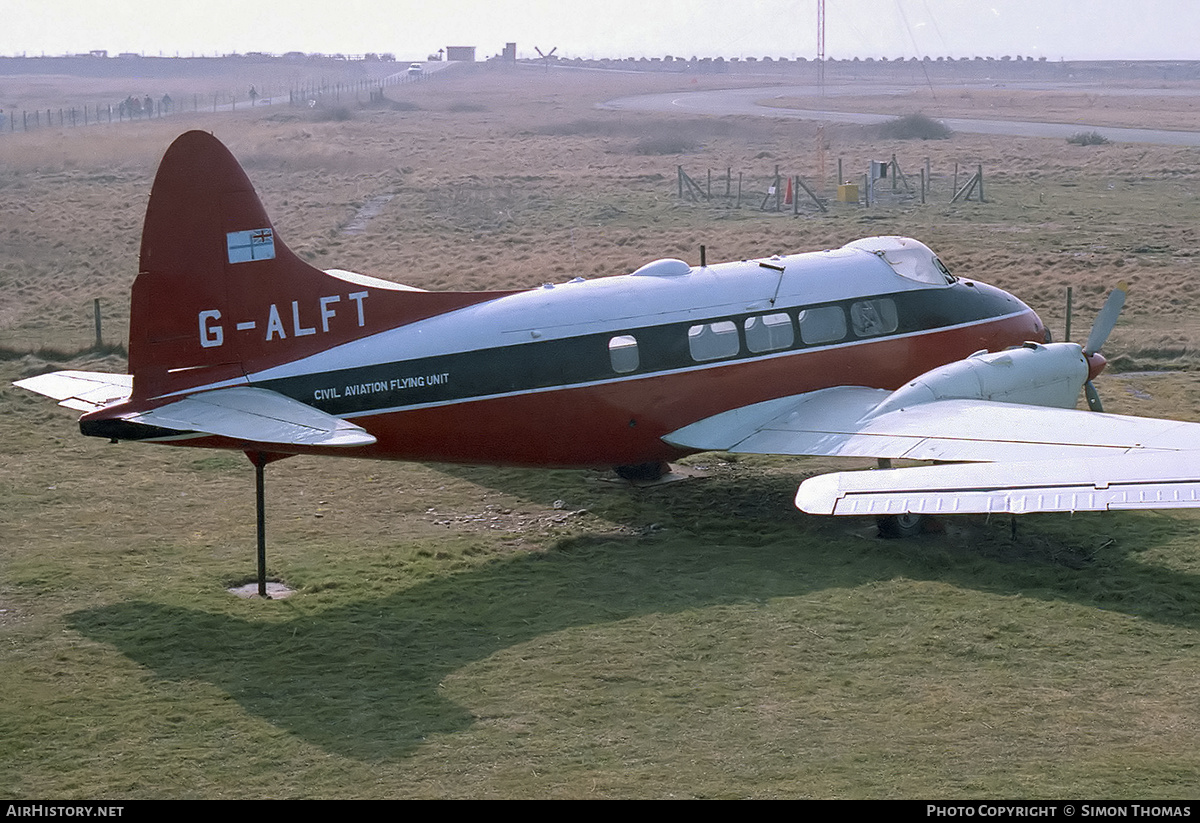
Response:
[600, 85, 1200, 147]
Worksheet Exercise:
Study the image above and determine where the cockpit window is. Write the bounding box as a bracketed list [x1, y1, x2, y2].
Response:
[846, 237, 954, 285]
[850, 298, 898, 337]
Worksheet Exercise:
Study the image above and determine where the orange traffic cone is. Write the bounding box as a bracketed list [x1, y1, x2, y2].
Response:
[784, 176, 794, 205]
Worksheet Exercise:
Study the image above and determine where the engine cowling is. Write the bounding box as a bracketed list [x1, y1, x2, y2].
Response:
[868, 342, 1091, 418]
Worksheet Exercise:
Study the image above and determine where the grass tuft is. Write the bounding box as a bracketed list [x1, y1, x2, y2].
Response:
[877, 112, 953, 140]
[308, 104, 354, 122]
[1068, 130, 1111, 146]
[630, 132, 701, 155]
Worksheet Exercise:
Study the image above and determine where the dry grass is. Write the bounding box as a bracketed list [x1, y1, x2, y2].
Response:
[4, 60, 1200, 798]
[769, 86, 1200, 131]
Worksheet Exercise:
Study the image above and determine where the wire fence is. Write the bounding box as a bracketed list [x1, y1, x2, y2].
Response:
[0, 69, 438, 134]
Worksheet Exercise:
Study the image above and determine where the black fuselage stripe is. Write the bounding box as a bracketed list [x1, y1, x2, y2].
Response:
[260, 283, 1023, 416]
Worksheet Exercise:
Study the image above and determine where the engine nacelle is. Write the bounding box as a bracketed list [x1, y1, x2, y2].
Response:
[868, 342, 1089, 417]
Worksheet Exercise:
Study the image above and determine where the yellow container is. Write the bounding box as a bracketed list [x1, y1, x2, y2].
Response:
[837, 184, 859, 203]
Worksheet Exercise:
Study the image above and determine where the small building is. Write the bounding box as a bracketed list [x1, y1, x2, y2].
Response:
[445, 46, 476, 62]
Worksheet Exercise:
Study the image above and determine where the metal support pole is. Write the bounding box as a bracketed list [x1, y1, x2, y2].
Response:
[255, 452, 268, 598]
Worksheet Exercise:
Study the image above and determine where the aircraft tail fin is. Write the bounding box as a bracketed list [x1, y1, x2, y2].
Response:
[128, 130, 516, 402]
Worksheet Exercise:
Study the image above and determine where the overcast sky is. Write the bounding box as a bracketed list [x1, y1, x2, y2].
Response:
[4, 1, 1199, 62]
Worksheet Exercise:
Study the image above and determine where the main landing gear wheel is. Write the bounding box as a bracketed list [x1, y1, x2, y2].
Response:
[876, 513, 927, 539]
[614, 462, 671, 482]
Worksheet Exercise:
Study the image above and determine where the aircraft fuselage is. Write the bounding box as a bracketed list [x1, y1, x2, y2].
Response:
[122, 240, 1043, 468]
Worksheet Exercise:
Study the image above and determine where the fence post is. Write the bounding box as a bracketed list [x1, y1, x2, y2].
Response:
[1065, 287, 1073, 343]
[93, 299, 103, 347]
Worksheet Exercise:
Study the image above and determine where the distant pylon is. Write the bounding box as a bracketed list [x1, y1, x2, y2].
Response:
[817, 0, 826, 94]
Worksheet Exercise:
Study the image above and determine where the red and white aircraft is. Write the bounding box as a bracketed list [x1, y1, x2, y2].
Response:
[17, 131, 1200, 586]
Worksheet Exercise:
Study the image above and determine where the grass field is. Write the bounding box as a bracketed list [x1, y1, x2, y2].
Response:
[3, 59, 1200, 799]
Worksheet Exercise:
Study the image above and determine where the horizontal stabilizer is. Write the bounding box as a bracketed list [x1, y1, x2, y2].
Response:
[14, 370, 133, 412]
[795, 452, 1200, 516]
[127, 386, 376, 448]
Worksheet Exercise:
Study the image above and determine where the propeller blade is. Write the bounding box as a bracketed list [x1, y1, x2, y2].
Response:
[1083, 281, 1128, 355]
[1084, 380, 1104, 413]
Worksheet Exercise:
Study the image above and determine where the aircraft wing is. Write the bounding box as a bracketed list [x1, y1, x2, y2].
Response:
[794, 452, 1200, 515]
[663, 386, 1200, 463]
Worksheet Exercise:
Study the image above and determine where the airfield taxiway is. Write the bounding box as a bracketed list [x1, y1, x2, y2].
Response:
[601, 84, 1200, 146]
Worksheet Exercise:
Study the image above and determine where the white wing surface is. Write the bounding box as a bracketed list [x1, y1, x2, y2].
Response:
[664, 387, 1200, 463]
[14, 370, 133, 412]
[795, 452, 1200, 516]
[15, 372, 375, 448]
[128, 387, 376, 448]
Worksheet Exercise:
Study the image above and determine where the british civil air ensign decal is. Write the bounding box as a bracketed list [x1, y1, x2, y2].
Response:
[227, 228, 276, 264]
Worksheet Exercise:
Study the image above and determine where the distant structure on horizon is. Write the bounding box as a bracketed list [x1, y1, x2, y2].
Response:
[445, 46, 476, 62]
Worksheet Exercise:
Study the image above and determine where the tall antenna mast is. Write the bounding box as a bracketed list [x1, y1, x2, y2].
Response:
[817, 0, 826, 94]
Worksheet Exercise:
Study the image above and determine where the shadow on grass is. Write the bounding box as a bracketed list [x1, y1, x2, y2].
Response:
[67, 470, 1200, 762]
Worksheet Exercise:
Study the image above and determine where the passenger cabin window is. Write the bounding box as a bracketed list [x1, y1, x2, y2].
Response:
[608, 335, 639, 373]
[850, 298, 898, 337]
[797, 306, 847, 345]
[688, 321, 740, 362]
[744, 313, 794, 353]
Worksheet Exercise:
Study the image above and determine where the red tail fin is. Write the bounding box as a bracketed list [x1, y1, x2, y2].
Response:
[129, 131, 515, 400]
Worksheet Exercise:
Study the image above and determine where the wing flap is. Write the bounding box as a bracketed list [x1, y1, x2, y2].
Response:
[127, 386, 375, 448]
[795, 452, 1200, 515]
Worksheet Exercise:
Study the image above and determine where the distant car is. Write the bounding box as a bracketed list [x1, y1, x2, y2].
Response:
[407, 62, 423, 76]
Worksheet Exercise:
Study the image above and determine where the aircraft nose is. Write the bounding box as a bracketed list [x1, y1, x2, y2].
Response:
[1086, 351, 1107, 381]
